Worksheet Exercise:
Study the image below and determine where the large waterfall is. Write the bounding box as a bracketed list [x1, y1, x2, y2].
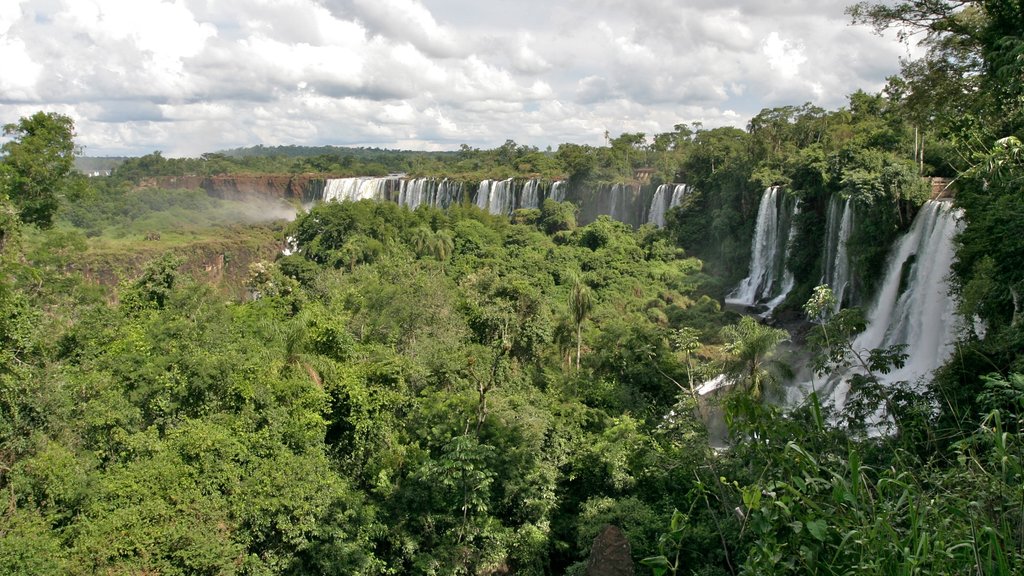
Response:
[520, 179, 541, 210]
[820, 195, 854, 312]
[726, 187, 798, 314]
[476, 178, 516, 215]
[792, 200, 964, 413]
[322, 177, 395, 202]
[319, 176, 658, 225]
[842, 200, 962, 395]
[607, 184, 630, 222]
[397, 178, 464, 210]
[647, 184, 689, 227]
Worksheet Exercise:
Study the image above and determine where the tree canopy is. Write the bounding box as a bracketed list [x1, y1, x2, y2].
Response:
[1, 112, 78, 228]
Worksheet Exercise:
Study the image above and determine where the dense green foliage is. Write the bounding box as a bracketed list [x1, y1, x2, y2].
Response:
[1, 112, 81, 228]
[3, 2, 1024, 572]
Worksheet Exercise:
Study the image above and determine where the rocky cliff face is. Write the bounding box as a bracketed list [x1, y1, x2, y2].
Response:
[142, 175, 325, 202]
[72, 228, 284, 301]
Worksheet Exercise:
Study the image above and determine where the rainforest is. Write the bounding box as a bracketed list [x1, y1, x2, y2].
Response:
[1, 1, 1023, 575]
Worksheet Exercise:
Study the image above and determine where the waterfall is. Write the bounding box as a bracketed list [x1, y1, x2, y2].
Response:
[820, 196, 854, 311]
[397, 178, 464, 210]
[316, 175, 558, 216]
[550, 181, 566, 202]
[647, 185, 669, 227]
[519, 179, 540, 210]
[844, 200, 962, 392]
[608, 183, 634, 222]
[435, 178, 463, 209]
[476, 180, 491, 211]
[608, 184, 623, 221]
[726, 186, 797, 313]
[761, 199, 800, 312]
[476, 178, 515, 215]
[669, 184, 688, 210]
[322, 177, 393, 202]
[785, 200, 964, 415]
[648, 183, 689, 227]
[398, 178, 429, 209]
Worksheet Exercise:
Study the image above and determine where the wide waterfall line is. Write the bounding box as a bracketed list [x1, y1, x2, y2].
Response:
[520, 179, 541, 210]
[322, 177, 395, 203]
[647, 184, 689, 227]
[397, 178, 464, 210]
[476, 178, 514, 215]
[820, 196, 855, 312]
[726, 187, 797, 314]
[321, 177, 568, 215]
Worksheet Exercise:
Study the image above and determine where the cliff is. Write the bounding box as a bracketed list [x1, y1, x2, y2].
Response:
[140, 175, 325, 202]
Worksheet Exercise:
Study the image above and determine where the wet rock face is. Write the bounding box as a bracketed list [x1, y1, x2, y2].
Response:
[585, 524, 634, 576]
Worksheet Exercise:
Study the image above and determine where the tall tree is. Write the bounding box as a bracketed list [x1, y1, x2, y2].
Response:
[567, 273, 593, 370]
[1, 112, 78, 228]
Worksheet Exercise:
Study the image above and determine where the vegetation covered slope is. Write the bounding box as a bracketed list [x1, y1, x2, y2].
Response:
[1, 1, 1024, 573]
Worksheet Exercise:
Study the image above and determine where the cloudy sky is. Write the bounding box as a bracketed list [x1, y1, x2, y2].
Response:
[0, 0, 914, 157]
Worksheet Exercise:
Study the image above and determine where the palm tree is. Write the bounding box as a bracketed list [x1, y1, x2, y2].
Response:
[671, 326, 702, 396]
[410, 226, 433, 257]
[568, 273, 593, 370]
[430, 229, 454, 267]
[721, 316, 790, 400]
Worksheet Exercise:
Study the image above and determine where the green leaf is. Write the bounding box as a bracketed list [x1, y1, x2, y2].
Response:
[805, 518, 828, 541]
[640, 555, 672, 576]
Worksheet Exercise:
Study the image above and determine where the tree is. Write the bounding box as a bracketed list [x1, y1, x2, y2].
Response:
[721, 316, 789, 400]
[429, 229, 454, 265]
[568, 273, 593, 370]
[410, 225, 433, 257]
[1, 112, 78, 228]
[540, 198, 577, 235]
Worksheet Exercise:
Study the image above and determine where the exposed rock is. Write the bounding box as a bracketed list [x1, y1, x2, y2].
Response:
[585, 524, 634, 576]
[140, 175, 325, 202]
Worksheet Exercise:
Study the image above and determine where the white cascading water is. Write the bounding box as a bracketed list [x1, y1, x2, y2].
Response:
[608, 184, 624, 221]
[550, 181, 566, 202]
[435, 178, 463, 209]
[829, 200, 963, 409]
[520, 179, 540, 210]
[726, 187, 797, 313]
[669, 184, 688, 210]
[475, 180, 491, 211]
[648, 184, 689, 227]
[647, 185, 669, 227]
[476, 178, 515, 215]
[398, 178, 464, 210]
[820, 196, 854, 312]
[322, 177, 393, 202]
[398, 178, 430, 209]
[761, 199, 800, 312]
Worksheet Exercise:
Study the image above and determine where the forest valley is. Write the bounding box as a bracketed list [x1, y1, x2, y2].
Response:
[2, 1, 1024, 575]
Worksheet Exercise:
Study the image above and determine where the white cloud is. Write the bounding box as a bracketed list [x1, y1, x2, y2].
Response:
[0, 36, 41, 101]
[0, 0, 913, 156]
[344, 0, 460, 57]
[0, 0, 25, 35]
[761, 32, 807, 79]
